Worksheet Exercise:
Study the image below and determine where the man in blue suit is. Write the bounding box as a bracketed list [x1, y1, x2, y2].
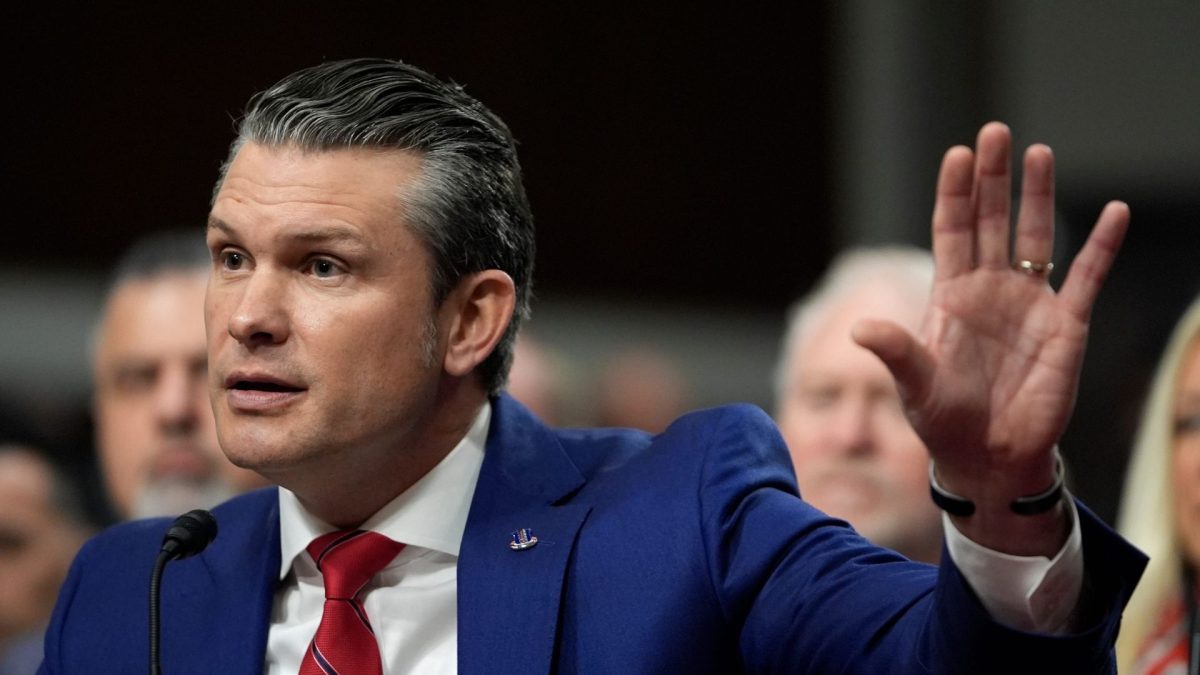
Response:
[41, 58, 1143, 673]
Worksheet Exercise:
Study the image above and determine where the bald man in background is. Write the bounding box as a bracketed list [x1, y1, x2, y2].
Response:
[92, 231, 267, 520]
[774, 247, 943, 563]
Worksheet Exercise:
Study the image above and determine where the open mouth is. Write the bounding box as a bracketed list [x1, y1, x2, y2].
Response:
[232, 380, 303, 393]
[224, 374, 307, 411]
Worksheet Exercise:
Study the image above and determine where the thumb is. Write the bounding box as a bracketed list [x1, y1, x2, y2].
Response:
[851, 318, 935, 409]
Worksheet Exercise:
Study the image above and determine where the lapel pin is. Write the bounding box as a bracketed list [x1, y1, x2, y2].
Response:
[509, 528, 538, 551]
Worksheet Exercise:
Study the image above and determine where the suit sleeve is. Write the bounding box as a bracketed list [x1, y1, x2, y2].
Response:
[37, 519, 166, 674]
[691, 404, 1147, 674]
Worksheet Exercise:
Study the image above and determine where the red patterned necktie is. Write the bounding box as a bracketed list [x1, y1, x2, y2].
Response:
[299, 530, 405, 675]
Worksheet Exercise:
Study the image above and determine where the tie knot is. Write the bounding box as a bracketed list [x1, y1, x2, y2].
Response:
[307, 530, 405, 600]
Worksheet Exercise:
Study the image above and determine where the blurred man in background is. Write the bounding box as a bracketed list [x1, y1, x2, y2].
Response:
[773, 247, 943, 563]
[91, 230, 267, 520]
[596, 346, 690, 433]
[0, 444, 89, 675]
[506, 333, 571, 425]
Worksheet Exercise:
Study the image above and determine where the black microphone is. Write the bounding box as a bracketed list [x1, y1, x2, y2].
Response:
[149, 510, 218, 674]
[159, 509, 218, 560]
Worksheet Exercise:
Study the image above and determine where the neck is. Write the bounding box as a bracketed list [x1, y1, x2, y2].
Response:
[902, 537, 944, 566]
[290, 377, 488, 529]
[874, 524, 944, 565]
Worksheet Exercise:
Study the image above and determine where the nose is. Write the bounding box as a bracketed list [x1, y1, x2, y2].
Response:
[154, 363, 201, 436]
[226, 269, 289, 349]
[826, 396, 874, 458]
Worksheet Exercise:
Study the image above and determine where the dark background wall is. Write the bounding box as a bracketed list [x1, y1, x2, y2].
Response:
[6, 5, 831, 307]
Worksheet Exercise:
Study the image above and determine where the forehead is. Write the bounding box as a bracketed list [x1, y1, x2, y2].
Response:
[213, 143, 423, 226]
[0, 450, 52, 506]
[97, 272, 208, 358]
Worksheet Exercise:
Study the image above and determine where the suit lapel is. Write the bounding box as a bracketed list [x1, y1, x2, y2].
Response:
[157, 397, 585, 673]
[458, 395, 591, 675]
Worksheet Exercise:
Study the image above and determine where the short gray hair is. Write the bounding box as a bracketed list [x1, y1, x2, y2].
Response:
[216, 58, 535, 395]
[93, 229, 211, 357]
[107, 229, 209, 295]
[773, 246, 933, 403]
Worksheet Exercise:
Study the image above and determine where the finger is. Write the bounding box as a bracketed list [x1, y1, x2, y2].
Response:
[1013, 145, 1055, 277]
[852, 318, 935, 410]
[973, 122, 1013, 269]
[1059, 201, 1130, 322]
[932, 146, 976, 280]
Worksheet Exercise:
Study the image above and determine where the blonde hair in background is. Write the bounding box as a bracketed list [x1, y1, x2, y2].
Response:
[1116, 292, 1200, 673]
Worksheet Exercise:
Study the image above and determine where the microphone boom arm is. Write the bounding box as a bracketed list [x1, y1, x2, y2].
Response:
[149, 509, 217, 674]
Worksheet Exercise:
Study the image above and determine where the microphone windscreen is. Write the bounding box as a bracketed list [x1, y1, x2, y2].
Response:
[160, 509, 218, 559]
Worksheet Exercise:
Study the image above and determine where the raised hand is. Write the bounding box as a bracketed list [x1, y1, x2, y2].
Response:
[851, 122, 1129, 553]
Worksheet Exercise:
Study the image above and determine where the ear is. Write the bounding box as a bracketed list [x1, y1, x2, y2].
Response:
[440, 270, 517, 378]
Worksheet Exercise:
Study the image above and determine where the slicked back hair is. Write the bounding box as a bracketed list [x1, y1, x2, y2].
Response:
[216, 58, 535, 395]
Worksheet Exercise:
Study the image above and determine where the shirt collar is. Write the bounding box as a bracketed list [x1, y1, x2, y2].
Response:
[277, 402, 491, 580]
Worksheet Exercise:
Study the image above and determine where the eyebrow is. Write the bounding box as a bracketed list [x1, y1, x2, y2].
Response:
[207, 215, 232, 233]
[207, 216, 367, 248]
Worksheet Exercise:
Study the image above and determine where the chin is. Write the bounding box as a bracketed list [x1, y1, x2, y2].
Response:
[809, 488, 880, 519]
[229, 439, 298, 469]
[218, 425, 294, 471]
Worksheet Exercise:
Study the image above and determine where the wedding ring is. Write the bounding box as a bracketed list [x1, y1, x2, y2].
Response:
[1014, 259, 1054, 276]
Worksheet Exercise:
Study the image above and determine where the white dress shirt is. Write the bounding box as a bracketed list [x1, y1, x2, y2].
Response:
[265, 404, 490, 675]
[944, 498, 1083, 633]
[265, 401, 1082, 673]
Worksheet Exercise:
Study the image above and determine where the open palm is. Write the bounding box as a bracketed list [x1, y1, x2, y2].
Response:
[854, 123, 1129, 507]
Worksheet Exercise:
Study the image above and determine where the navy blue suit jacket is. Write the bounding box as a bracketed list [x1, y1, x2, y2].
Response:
[41, 395, 1145, 673]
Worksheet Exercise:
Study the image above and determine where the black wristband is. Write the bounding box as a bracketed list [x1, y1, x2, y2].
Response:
[928, 454, 1065, 517]
[928, 463, 976, 516]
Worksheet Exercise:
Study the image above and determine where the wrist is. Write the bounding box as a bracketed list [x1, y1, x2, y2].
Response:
[929, 448, 1072, 557]
[929, 451, 1065, 517]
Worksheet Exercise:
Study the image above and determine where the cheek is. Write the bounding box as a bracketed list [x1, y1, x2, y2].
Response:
[198, 422, 222, 460]
[876, 418, 929, 476]
[292, 300, 336, 334]
[1172, 441, 1200, 495]
[778, 405, 820, 457]
[885, 423, 928, 464]
[194, 387, 219, 432]
[204, 292, 228, 341]
[97, 402, 151, 471]
[1171, 443, 1200, 559]
[311, 317, 427, 396]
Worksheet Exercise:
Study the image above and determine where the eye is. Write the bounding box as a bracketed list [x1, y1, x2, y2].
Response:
[801, 387, 839, 410]
[0, 530, 30, 553]
[113, 364, 158, 394]
[307, 257, 345, 279]
[220, 250, 246, 271]
[874, 388, 907, 417]
[1175, 413, 1200, 437]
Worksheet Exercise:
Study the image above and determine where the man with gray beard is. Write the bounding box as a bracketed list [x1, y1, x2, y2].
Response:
[775, 247, 944, 563]
[91, 230, 267, 520]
